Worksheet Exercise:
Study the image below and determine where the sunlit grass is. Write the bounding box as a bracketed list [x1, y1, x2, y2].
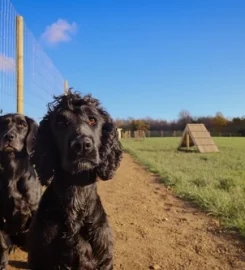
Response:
[122, 137, 245, 236]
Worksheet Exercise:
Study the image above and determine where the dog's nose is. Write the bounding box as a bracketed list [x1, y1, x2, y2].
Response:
[83, 137, 93, 152]
[72, 137, 93, 153]
[4, 133, 14, 142]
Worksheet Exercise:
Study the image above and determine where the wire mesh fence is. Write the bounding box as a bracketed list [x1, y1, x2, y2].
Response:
[23, 24, 65, 121]
[0, 0, 66, 121]
[0, 0, 16, 114]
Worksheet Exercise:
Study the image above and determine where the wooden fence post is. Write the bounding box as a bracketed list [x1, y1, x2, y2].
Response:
[16, 16, 24, 114]
[64, 80, 68, 95]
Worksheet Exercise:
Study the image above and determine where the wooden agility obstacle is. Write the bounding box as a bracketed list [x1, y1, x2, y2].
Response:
[178, 124, 219, 153]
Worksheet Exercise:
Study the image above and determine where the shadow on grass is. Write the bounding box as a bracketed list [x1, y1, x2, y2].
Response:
[177, 149, 198, 153]
[124, 147, 198, 154]
[9, 260, 29, 269]
[137, 148, 175, 153]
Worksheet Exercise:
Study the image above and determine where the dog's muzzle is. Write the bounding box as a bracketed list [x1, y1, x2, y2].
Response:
[70, 136, 94, 156]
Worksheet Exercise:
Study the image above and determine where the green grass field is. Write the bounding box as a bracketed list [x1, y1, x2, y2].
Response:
[122, 137, 245, 236]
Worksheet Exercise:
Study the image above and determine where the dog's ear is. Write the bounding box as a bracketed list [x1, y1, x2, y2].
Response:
[0, 117, 5, 182]
[0, 152, 3, 183]
[30, 115, 57, 186]
[25, 116, 38, 155]
[96, 116, 123, 180]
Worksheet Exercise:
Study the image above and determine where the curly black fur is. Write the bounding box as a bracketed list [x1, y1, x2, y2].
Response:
[28, 89, 123, 270]
[0, 114, 42, 270]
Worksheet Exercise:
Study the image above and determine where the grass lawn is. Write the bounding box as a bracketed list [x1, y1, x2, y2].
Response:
[122, 137, 245, 236]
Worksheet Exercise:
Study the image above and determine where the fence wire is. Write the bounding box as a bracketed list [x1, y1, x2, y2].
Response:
[0, 0, 65, 121]
[23, 24, 64, 121]
[0, 0, 16, 114]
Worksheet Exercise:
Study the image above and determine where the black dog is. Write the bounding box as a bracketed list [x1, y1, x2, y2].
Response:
[28, 90, 123, 270]
[0, 113, 42, 269]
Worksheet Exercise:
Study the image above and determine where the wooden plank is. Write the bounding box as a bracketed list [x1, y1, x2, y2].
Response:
[190, 131, 212, 138]
[194, 138, 216, 145]
[187, 124, 207, 132]
[197, 145, 205, 153]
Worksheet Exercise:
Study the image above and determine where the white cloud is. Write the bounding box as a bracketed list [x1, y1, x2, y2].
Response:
[41, 19, 78, 45]
[0, 54, 15, 72]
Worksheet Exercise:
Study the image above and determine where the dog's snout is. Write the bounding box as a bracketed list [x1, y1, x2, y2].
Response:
[73, 141, 81, 152]
[72, 136, 93, 153]
[83, 137, 93, 151]
[4, 132, 15, 142]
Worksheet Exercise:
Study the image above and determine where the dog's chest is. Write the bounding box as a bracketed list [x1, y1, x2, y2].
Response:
[2, 180, 29, 212]
[62, 187, 90, 236]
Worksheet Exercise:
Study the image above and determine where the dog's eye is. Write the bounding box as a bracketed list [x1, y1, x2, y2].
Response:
[88, 117, 97, 126]
[56, 121, 69, 128]
[56, 115, 69, 129]
[18, 120, 27, 127]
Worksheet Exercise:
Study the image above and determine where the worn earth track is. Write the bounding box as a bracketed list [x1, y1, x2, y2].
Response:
[7, 153, 245, 269]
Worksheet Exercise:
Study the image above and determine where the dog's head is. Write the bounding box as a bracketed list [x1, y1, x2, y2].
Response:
[0, 113, 38, 155]
[31, 89, 123, 185]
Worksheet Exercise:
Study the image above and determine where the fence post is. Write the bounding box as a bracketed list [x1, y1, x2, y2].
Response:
[64, 80, 68, 95]
[16, 16, 24, 114]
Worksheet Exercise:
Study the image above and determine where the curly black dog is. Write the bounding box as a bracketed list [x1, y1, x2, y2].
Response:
[28, 90, 123, 270]
[0, 113, 42, 270]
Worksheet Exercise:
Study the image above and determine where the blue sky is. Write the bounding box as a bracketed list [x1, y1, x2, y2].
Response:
[7, 0, 245, 120]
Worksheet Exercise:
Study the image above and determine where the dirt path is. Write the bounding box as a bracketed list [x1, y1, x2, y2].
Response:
[8, 154, 245, 270]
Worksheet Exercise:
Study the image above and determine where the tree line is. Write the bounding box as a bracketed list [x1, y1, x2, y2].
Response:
[115, 110, 245, 136]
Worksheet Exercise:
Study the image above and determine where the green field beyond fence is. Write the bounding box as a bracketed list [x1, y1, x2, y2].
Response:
[122, 137, 245, 236]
